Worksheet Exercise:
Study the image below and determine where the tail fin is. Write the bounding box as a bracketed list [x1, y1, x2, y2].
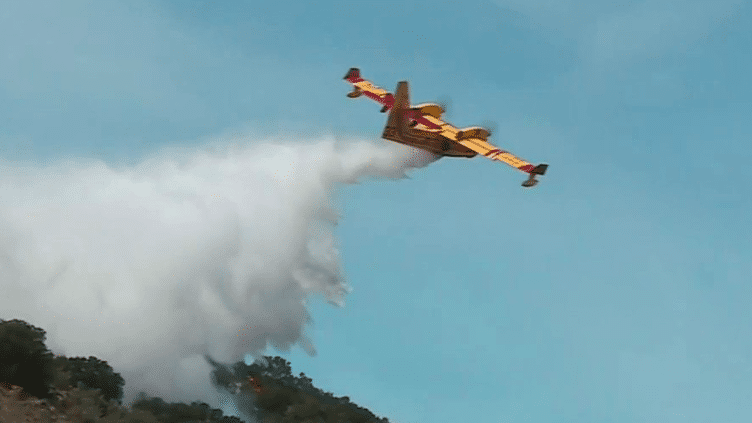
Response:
[531, 164, 548, 175]
[521, 164, 548, 188]
[344, 68, 361, 81]
[384, 81, 410, 134]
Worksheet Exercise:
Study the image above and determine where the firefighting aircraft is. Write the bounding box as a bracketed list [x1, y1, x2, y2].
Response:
[343, 68, 548, 187]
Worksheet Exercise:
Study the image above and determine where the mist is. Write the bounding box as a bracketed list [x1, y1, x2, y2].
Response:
[0, 135, 438, 408]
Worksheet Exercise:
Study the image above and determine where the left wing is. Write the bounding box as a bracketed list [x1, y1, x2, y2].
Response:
[343, 68, 394, 113]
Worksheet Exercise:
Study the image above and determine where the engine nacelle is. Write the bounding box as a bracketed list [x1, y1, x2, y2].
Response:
[411, 103, 444, 119]
[456, 127, 491, 141]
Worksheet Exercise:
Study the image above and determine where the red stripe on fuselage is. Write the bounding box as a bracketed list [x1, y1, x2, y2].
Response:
[347, 77, 394, 109]
[485, 149, 502, 157]
[520, 164, 535, 172]
[411, 113, 442, 130]
[362, 91, 394, 109]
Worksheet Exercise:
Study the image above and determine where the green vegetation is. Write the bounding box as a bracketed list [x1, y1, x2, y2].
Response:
[207, 355, 391, 423]
[0, 319, 56, 400]
[0, 319, 394, 423]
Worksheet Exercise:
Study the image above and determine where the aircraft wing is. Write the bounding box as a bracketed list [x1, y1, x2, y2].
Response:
[420, 114, 548, 187]
[343, 67, 548, 187]
[343, 68, 395, 112]
[458, 136, 537, 173]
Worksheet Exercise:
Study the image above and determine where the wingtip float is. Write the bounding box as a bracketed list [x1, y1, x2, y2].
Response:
[344, 67, 549, 188]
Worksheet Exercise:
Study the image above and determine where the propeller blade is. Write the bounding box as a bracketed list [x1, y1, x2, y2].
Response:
[436, 95, 452, 118]
[481, 120, 498, 138]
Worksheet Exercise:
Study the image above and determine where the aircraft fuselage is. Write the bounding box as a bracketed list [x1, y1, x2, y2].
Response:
[382, 123, 478, 158]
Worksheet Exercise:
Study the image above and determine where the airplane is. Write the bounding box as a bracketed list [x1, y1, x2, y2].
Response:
[343, 68, 548, 187]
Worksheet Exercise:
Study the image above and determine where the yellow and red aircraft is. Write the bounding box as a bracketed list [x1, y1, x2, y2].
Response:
[344, 68, 548, 187]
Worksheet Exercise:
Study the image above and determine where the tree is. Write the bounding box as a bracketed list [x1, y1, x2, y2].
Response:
[234, 356, 293, 383]
[207, 356, 392, 423]
[59, 356, 125, 404]
[0, 319, 56, 399]
[131, 393, 243, 423]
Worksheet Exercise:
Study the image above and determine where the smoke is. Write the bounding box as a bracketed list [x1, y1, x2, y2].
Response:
[0, 135, 438, 408]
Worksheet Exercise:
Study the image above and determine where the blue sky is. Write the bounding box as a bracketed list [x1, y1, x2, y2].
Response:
[2, 1, 751, 422]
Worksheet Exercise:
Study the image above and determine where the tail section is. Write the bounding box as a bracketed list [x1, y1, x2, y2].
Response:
[344, 68, 363, 98]
[531, 163, 548, 175]
[343, 68, 361, 80]
[521, 164, 549, 187]
[343, 67, 395, 111]
[383, 81, 410, 138]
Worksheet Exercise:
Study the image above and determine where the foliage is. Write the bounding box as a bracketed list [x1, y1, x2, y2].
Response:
[0, 318, 56, 399]
[1, 320, 245, 422]
[58, 355, 126, 404]
[132, 392, 242, 423]
[208, 355, 391, 423]
[1, 383, 160, 423]
[1, 319, 397, 423]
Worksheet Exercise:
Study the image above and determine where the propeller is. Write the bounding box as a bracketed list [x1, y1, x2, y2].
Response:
[436, 95, 496, 135]
[480, 120, 498, 138]
[436, 94, 453, 119]
[435, 94, 497, 139]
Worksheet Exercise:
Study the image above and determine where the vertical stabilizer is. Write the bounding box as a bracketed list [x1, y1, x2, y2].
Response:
[384, 81, 410, 135]
[343, 68, 361, 80]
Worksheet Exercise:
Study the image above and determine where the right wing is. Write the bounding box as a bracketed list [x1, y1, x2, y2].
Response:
[455, 132, 537, 173]
[343, 68, 395, 112]
[419, 114, 548, 182]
